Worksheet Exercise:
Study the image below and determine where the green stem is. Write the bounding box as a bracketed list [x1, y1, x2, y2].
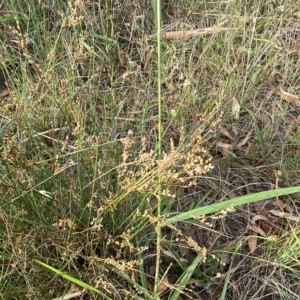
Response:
[154, 0, 162, 297]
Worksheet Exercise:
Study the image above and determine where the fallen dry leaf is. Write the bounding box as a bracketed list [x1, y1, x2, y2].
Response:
[236, 131, 252, 148]
[217, 141, 232, 158]
[0, 89, 9, 98]
[220, 126, 234, 140]
[178, 243, 190, 259]
[190, 109, 198, 122]
[210, 284, 225, 300]
[249, 224, 266, 236]
[232, 96, 240, 120]
[51, 290, 84, 300]
[161, 248, 188, 263]
[147, 281, 154, 293]
[269, 210, 298, 221]
[158, 276, 169, 294]
[217, 141, 232, 149]
[242, 146, 249, 157]
[295, 85, 300, 91]
[251, 214, 269, 224]
[272, 199, 292, 213]
[276, 86, 300, 106]
[248, 233, 257, 253]
[249, 201, 274, 215]
[225, 187, 237, 199]
[225, 218, 244, 235]
[258, 220, 277, 235]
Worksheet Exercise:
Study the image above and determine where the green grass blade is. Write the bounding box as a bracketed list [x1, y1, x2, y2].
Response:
[151, 0, 162, 30]
[92, 33, 117, 44]
[164, 186, 300, 225]
[113, 269, 155, 300]
[170, 252, 204, 300]
[35, 260, 112, 300]
[219, 241, 242, 300]
[0, 120, 13, 139]
[153, 0, 163, 297]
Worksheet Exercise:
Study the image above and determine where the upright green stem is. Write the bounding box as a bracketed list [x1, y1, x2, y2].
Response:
[153, 0, 162, 297]
[156, 14, 162, 160]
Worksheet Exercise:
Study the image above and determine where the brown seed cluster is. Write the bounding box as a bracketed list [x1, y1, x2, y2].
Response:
[8, 19, 42, 74]
[61, 0, 85, 27]
[118, 130, 214, 198]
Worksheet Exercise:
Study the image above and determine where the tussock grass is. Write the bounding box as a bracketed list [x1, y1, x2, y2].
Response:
[1, 0, 300, 299]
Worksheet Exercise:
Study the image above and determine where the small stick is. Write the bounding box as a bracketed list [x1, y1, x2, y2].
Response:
[146, 26, 238, 40]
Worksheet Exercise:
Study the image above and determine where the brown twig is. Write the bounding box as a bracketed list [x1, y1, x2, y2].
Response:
[146, 26, 238, 40]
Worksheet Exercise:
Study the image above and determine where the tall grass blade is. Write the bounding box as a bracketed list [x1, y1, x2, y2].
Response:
[153, 0, 163, 297]
[113, 269, 155, 300]
[35, 260, 112, 300]
[165, 186, 300, 225]
[170, 252, 204, 300]
[219, 241, 242, 300]
[151, 0, 162, 30]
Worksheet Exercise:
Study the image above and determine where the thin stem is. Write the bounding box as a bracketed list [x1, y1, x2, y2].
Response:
[154, 0, 162, 297]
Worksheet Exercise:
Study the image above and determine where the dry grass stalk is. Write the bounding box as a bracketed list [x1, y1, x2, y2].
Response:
[147, 26, 238, 40]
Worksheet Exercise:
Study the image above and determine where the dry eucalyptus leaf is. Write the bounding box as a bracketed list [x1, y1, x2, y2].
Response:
[236, 131, 252, 148]
[220, 127, 234, 140]
[225, 218, 244, 233]
[158, 276, 169, 294]
[217, 141, 232, 149]
[259, 219, 280, 235]
[210, 284, 224, 300]
[272, 199, 292, 213]
[178, 244, 190, 259]
[226, 187, 237, 199]
[277, 86, 300, 106]
[191, 109, 198, 122]
[248, 234, 257, 253]
[249, 224, 266, 236]
[244, 143, 251, 156]
[147, 281, 154, 293]
[0, 89, 9, 98]
[251, 214, 268, 224]
[161, 249, 188, 263]
[232, 96, 240, 120]
[51, 291, 84, 300]
[269, 210, 298, 221]
[217, 141, 232, 157]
